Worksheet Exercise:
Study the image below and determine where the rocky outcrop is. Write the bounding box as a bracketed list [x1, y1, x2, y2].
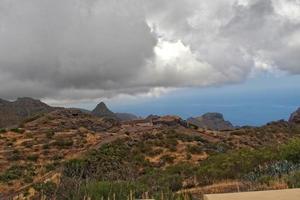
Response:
[187, 112, 234, 131]
[0, 97, 55, 128]
[289, 108, 300, 124]
[152, 115, 187, 127]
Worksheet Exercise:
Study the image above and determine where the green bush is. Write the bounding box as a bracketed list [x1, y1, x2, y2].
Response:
[280, 138, 300, 163]
[83, 181, 146, 200]
[10, 128, 25, 134]
[0, 165, 24, 182]
[286, 170, 300, 188]
[45, 162, 60, 172]
[0, 128, 7, 133]
[33, 181, 57, 197]
[196, 147, 278, 185]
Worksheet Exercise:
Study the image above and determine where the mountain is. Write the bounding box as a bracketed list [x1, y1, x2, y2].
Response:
[289, 107, 300, 124]
[115, 112, 139, 121]
[91, 102, 117, 119]
[0, 97, 55, 128]
[187, 112, 234, 131]
[91, 102, 138, 121]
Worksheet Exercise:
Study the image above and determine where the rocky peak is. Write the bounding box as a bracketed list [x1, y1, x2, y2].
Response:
[91, 102, 116, 118]
[289, 108, 300, 124]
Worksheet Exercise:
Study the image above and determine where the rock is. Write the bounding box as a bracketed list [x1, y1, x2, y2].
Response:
[187, 112, 234, 131]
[289, 108, 300, 124]
[152, 115, 187, 127]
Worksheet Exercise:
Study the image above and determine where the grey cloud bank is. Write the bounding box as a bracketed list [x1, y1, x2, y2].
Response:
[0, 0, 299, 102]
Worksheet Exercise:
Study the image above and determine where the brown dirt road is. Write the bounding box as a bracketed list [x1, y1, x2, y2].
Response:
[204, 188, 300, 200]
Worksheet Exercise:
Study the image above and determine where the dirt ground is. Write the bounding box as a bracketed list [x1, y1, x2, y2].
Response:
[204, 188, 300, 200]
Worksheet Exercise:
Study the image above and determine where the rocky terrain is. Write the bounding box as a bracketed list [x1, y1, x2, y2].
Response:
[187, 112, 234, 131]
[0, 99, 300, 200]
[289, 107, 300, 124]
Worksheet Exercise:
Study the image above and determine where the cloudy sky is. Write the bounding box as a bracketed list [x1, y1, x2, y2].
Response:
[0, 0, 300, 125]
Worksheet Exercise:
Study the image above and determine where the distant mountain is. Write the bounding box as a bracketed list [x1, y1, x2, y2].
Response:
[289, 107, 300, 124]
[146, 114, 160, 120]
[0, 97, 55, 128]
[91, 102, 117, 119]
[73, 102, 138, 121]
[187, 112, 234, 131]
[115, 113, 139, 121]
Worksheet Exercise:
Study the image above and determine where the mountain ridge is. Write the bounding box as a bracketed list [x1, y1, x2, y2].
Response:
[0, 97, 55, 128]
[187, 112, 234, 131]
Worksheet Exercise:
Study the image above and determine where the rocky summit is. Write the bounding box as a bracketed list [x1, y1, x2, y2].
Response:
[187, 112, 234, 131]
[91, 102, 117, 119]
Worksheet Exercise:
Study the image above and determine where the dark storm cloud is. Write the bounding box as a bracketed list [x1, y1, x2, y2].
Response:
[0, 0, 299, 102]
[0, 0, 157, 100]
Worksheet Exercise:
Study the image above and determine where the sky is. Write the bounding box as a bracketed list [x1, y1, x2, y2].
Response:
[0, 0, 300, 125]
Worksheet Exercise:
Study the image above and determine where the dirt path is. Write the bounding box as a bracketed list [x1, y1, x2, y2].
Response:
[204, 188, 300, 200]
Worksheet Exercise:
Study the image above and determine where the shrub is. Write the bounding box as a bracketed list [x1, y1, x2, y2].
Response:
[33, 181, 57, 197]
[196, 147, 278, 185]
[0, 128, 7, 133]
[43, 143, 50, 149]
[63, 159, 88, 178]
[23, 176, 34, 183]
[161, 155, 175, 164]
[46, 131, 55, 139]
[10, 128, 25, 134]
[286, 170, 300, 188]
[280, 138, 300, 163]
[187, 145, 203, 154]
[82, 181, 146, 200]
[0, 165, 24, 182]
[54, 139, 74, 148]
[45, 162, 59, 172]
[27, 154, 39, 162]
[51, 154, 63, 161]
[8, 149, 22, 161]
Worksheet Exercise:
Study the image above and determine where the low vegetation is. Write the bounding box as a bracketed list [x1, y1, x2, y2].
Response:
[54, 133, 300, 199]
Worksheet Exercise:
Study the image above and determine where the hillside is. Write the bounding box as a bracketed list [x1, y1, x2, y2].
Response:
[0, 106, 300, 199]
[0, 97, 55, 128]
[290, 107, 300, 124]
